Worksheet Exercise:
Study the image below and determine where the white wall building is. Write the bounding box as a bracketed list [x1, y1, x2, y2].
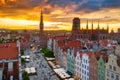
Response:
[81, 53, 90, 80]
[75, 51, 82, 79]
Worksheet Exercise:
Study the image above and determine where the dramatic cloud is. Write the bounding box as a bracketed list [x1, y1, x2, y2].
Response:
[0, 0, 120, 32]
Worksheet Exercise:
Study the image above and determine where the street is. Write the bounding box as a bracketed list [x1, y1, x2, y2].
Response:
[24, 49, 60, 80]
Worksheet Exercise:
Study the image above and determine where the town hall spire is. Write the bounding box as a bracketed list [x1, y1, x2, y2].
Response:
[39, 9, 44, 33]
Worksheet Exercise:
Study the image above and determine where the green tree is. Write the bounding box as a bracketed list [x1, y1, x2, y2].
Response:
[21, 58, 26, 64]
[0, 38, 4, 43]
[21, 50, 24, 56]
[41, 48, 54, 58]
[22, 71, 30, 80]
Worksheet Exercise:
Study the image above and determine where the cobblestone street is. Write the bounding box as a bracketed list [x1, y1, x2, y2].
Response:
[24, 49, 60, 80]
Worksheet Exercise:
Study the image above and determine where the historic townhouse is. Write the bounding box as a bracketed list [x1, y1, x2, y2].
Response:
[89, 52, 99, 80]
[0, 45, 19, 80]
[75, 51, 82, 79]
[98, 52, 108, 80]
[67, 48, 71, 74]
[70, 49, 75, 76]
[59, 47, 67, 70]
[105, 54, 120, 80]
[62, 49, 67, 70]
[98, 56, 105, 80]
[60, 48, 63, 67]
[115, 45, 120, 57]
[81, 52, 90, 80]
[54, 37, 67, 63]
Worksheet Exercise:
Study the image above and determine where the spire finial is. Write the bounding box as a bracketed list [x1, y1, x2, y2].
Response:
[98, 20, 100, 30]
[86, 19, 88, 30]
[39, 9, 44, 33]
[92, 19, 93, 30]
[107, 23, 109, 32]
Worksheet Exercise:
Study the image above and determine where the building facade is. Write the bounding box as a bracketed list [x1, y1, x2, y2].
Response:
[105, 54, 120, 80]
[81, 53, 90, 80]
[0, 44, 19, 80]
[39, 10, 47, 48]
[89, 52, 99, 80]
[75, 51, 82, 79]
[70, 17, 110, 41]
[98, 56, 105, 80]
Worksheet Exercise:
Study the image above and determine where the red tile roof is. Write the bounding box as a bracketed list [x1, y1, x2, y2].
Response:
[0, 42, 17, 48]
[54, 35, 68, 40]
[99, 51, 108, 62]
[66, 40, 82, 48]
[79, 52, 84, 58]
[0, 47, 18, 60]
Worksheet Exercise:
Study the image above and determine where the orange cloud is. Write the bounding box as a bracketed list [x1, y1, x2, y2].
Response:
[0, 0, 120, 32]
[0, 0, 6, 5]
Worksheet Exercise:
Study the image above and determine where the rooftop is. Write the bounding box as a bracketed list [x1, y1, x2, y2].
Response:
[0, 47, 18, 60]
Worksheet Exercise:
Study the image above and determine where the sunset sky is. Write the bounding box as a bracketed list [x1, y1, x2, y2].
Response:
[0, 0, 120, 32]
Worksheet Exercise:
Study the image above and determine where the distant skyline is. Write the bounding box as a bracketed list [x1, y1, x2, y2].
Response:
[0, 0, 120, 32]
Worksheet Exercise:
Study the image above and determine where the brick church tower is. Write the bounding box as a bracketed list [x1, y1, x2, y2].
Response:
[39, 10, 47, 48]
[71, 17, 81, 39]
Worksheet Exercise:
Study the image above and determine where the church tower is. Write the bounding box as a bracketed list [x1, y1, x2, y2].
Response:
[107, 23, 109, 33]
[39, 10, 47, 48]
[71, 17, 80, 40]
[98, 20, 100, 34]
[86, 20, 88, 34]
[86, 20, 88, 30]
[39, 10, 44, 33]
[72, 17, 80, 32]
[92, 20, 93, 32]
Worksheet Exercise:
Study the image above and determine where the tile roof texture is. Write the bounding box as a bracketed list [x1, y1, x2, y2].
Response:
[0, 42, 17, 48]
[0, 47, 18, 60]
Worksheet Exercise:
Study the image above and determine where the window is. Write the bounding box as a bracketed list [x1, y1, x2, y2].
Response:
[107, 71, 110, 77]
[113, 66, 116, 71]
[85, 65, 86, 69]
[94, 67, 96, 70]
[8, 62, 13, 71]
[82, 70, 84, 73]
[86, 60, 87, 63]
[100, 62, 102, 66]
[87, 66, 89, 70]
[10, 76, 13, 80]
[109, 65, 112, 69]
[111, 73, 114, 79]
[79, 68, 81, 71]
[87, 72, 89, 76]
[116, 75, 119, 80]
[84, 71, 86, 75]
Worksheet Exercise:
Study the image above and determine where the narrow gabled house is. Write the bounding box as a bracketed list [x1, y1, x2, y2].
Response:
[89, 52, 100, 80]
[98, 52, 108, 80]
[105, 54, 120, 80]
[81, 52, 90, 80]
[75, 51, 83, 79]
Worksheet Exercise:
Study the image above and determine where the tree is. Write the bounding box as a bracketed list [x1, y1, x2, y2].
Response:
[41, 48, 54, 58]
[21, 58, 26, 64]
[21, 50, 24, 56]
[0, 38, 4, 43]
[22, 71, 30, 80]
